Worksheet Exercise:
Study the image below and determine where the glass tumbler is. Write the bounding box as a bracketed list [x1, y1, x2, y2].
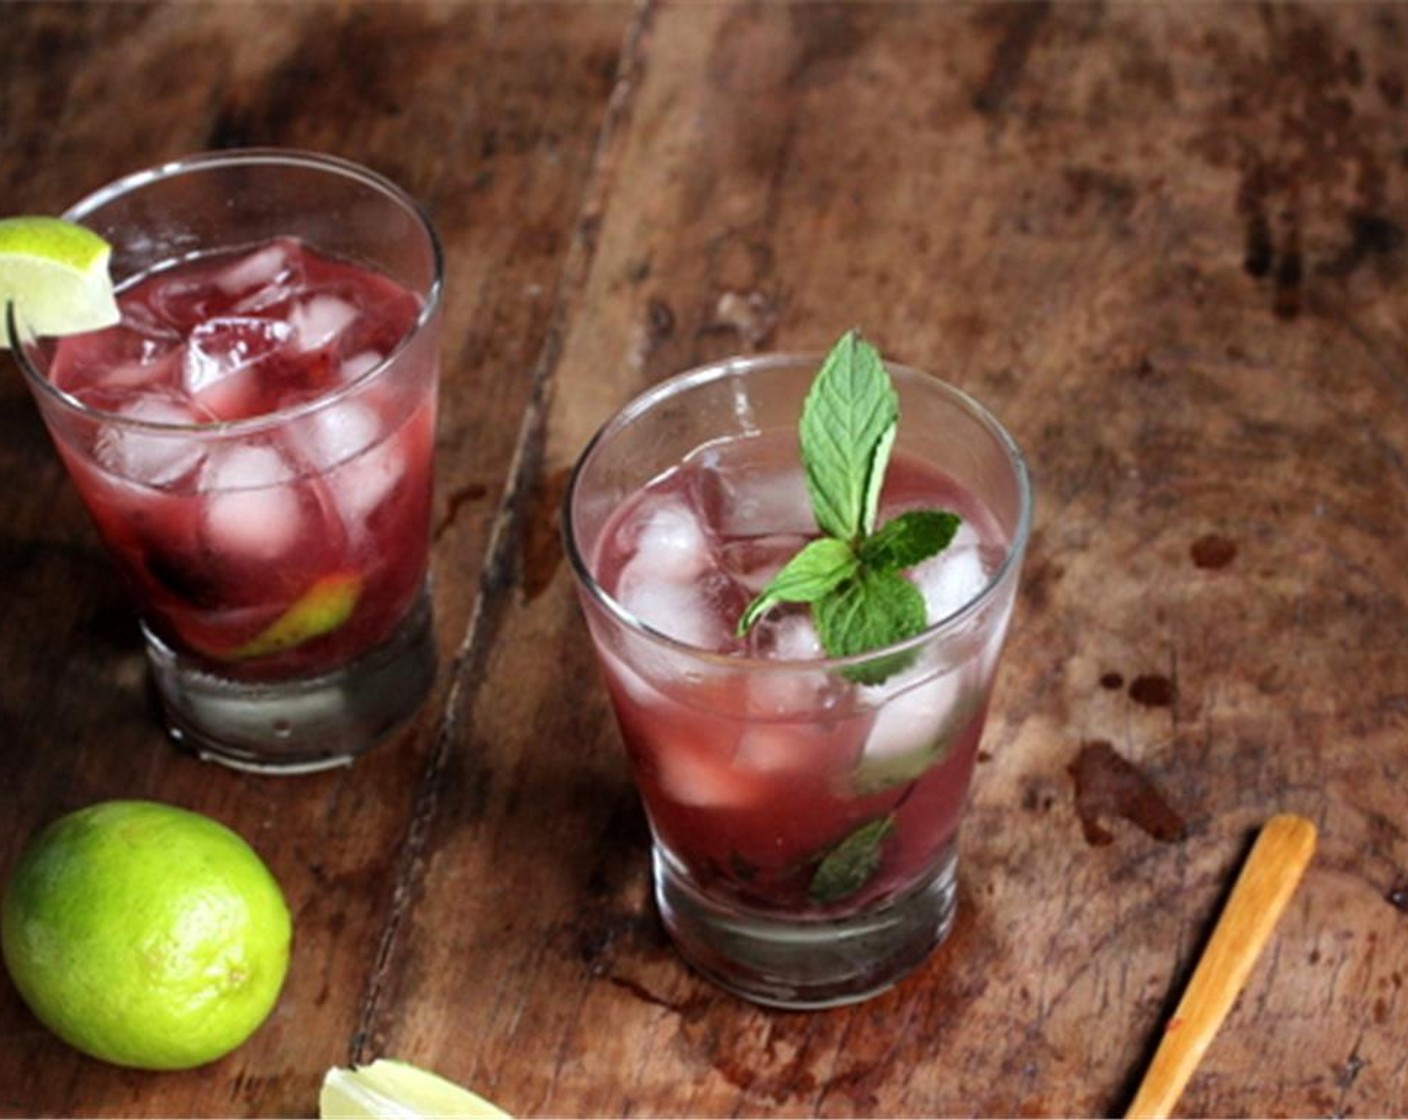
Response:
[8, 150, 443, 774]
[564, 353, 1031, 1008]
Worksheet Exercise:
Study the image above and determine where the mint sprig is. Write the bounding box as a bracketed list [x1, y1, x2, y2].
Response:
[736, 330, 961, 679]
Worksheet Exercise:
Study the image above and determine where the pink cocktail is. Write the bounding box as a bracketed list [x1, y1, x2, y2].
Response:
[566, 354, 1030, 1007]
[10, 151, 442, 772]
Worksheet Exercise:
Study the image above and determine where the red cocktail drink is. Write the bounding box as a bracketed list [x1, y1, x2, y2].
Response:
[47, 238, 434, 678]
[11, 151, 442, 772]
[566, 354, 1030, 1007]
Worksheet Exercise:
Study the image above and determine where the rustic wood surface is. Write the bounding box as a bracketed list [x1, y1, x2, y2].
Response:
[2, 3, 1406, 1116]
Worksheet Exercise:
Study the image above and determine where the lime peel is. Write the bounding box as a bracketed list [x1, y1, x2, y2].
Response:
[229, 570, 362, 660]
[321, 1059, 511, 1119]
[0, 799, 291, 1070]
[0, 216, 120, 347]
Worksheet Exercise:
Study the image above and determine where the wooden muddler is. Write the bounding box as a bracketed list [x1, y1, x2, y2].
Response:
[1125, 813, 1317, 1120]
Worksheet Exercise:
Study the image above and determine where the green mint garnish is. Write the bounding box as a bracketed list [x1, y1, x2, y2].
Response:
[814, 567, 926, 658]
[737, 537, 857, 635]
[858, 509, 962, 572]
[735, 330, 961, 681]
[800, 330, 898, 544]
[808, 815, 895, 904]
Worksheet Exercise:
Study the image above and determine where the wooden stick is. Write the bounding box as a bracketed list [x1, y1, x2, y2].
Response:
[1125, 814, 1317, 1120]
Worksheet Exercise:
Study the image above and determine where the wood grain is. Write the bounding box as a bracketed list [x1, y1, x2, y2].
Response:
[2, 3, 1407, 1117]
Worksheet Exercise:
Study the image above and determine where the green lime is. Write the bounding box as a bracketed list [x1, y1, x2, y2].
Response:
[0, 216, 120, 346]
[1, 800, 291, 1070]
[321, 1059, 511, 1119]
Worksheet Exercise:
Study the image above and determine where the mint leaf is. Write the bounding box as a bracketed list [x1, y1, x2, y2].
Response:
[732, 329, 965, 685]
[808, 815, 895, 903]
[859, 509, 962, 573]
[800, 330, 898, 544]
[813, 568, 927, 660]
[736, 537, 858, 635]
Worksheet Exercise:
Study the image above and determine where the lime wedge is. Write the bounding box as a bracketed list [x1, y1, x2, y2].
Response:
[0, 216, 120, 347]
[230, 571, 362, 660]
[320, 1059, 511, 1119]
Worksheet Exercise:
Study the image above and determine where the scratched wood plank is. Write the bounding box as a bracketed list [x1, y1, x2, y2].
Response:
[0, 3, 629, 1117]
[367, 3, 1408, 1117]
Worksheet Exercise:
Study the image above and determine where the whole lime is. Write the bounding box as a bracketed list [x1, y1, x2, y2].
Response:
[1, 799, 292, 1070]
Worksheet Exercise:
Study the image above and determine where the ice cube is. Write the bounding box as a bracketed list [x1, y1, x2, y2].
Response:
[149, 275, 212, 326]
[119, 301, 183, 346]
[718, 533, 811, 594]
[693, 447, 815, 537]
[216, 241, 295, 295]
[745, 608, 823, 661]
[95, 395, 206, 487]
[740, 614, 834, 725]
[655, 742, 761, 808]
[616, 572, 725, 650]
[204, 442, 297, 489]
[290, 295, 358, 352]
[91, 345, 182, 395]
[951, 520, 981, 550]
[287, 399, 397, 529]
[852, 669, 974, 793]
[621, 499, 711, 583]
[328, 438, 403, 525]
[908, 529, 990, 624]
[340, 350, 385, 382]
[300, 400, 381, 468]
[226, 240, 307, 315]
[864, 671, 964, 759]
[696, 569, 749, 644]
[184, 316, 293, 419]
[733, 723, 817, 774]
[201, 445, 304, 560]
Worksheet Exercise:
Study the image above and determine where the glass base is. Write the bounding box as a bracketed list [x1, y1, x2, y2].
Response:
[144, 584, 437, 774]
[654, 843, 958, 1009]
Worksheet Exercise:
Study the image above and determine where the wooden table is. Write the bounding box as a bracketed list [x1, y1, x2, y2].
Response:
[2, 3, 1405, 1116]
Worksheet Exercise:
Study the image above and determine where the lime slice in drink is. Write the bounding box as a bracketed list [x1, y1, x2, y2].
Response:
[0, 216, 120, 347]
[230, 571, 362, 660]
[321, 1059, 511, 1119]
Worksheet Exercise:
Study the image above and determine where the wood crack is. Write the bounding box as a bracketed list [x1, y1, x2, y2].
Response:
[348, 0, 656, 1065]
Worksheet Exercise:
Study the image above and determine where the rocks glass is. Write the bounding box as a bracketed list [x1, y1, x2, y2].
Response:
[8, 150, 442, 773]
[564, 353, 1031, 1008]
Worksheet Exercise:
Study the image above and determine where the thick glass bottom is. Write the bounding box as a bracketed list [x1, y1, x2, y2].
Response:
[144, 583, 437, 774]
[654, 841, 958, 1009]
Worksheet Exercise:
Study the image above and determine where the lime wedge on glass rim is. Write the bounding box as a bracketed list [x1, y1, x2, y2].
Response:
[321, 1059, 511, 1119]
[0, 216, 120, 347]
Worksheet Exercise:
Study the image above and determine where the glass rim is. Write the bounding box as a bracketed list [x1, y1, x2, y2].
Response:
[6, 147, 444, 438]
[562, 350, 1034, 674]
